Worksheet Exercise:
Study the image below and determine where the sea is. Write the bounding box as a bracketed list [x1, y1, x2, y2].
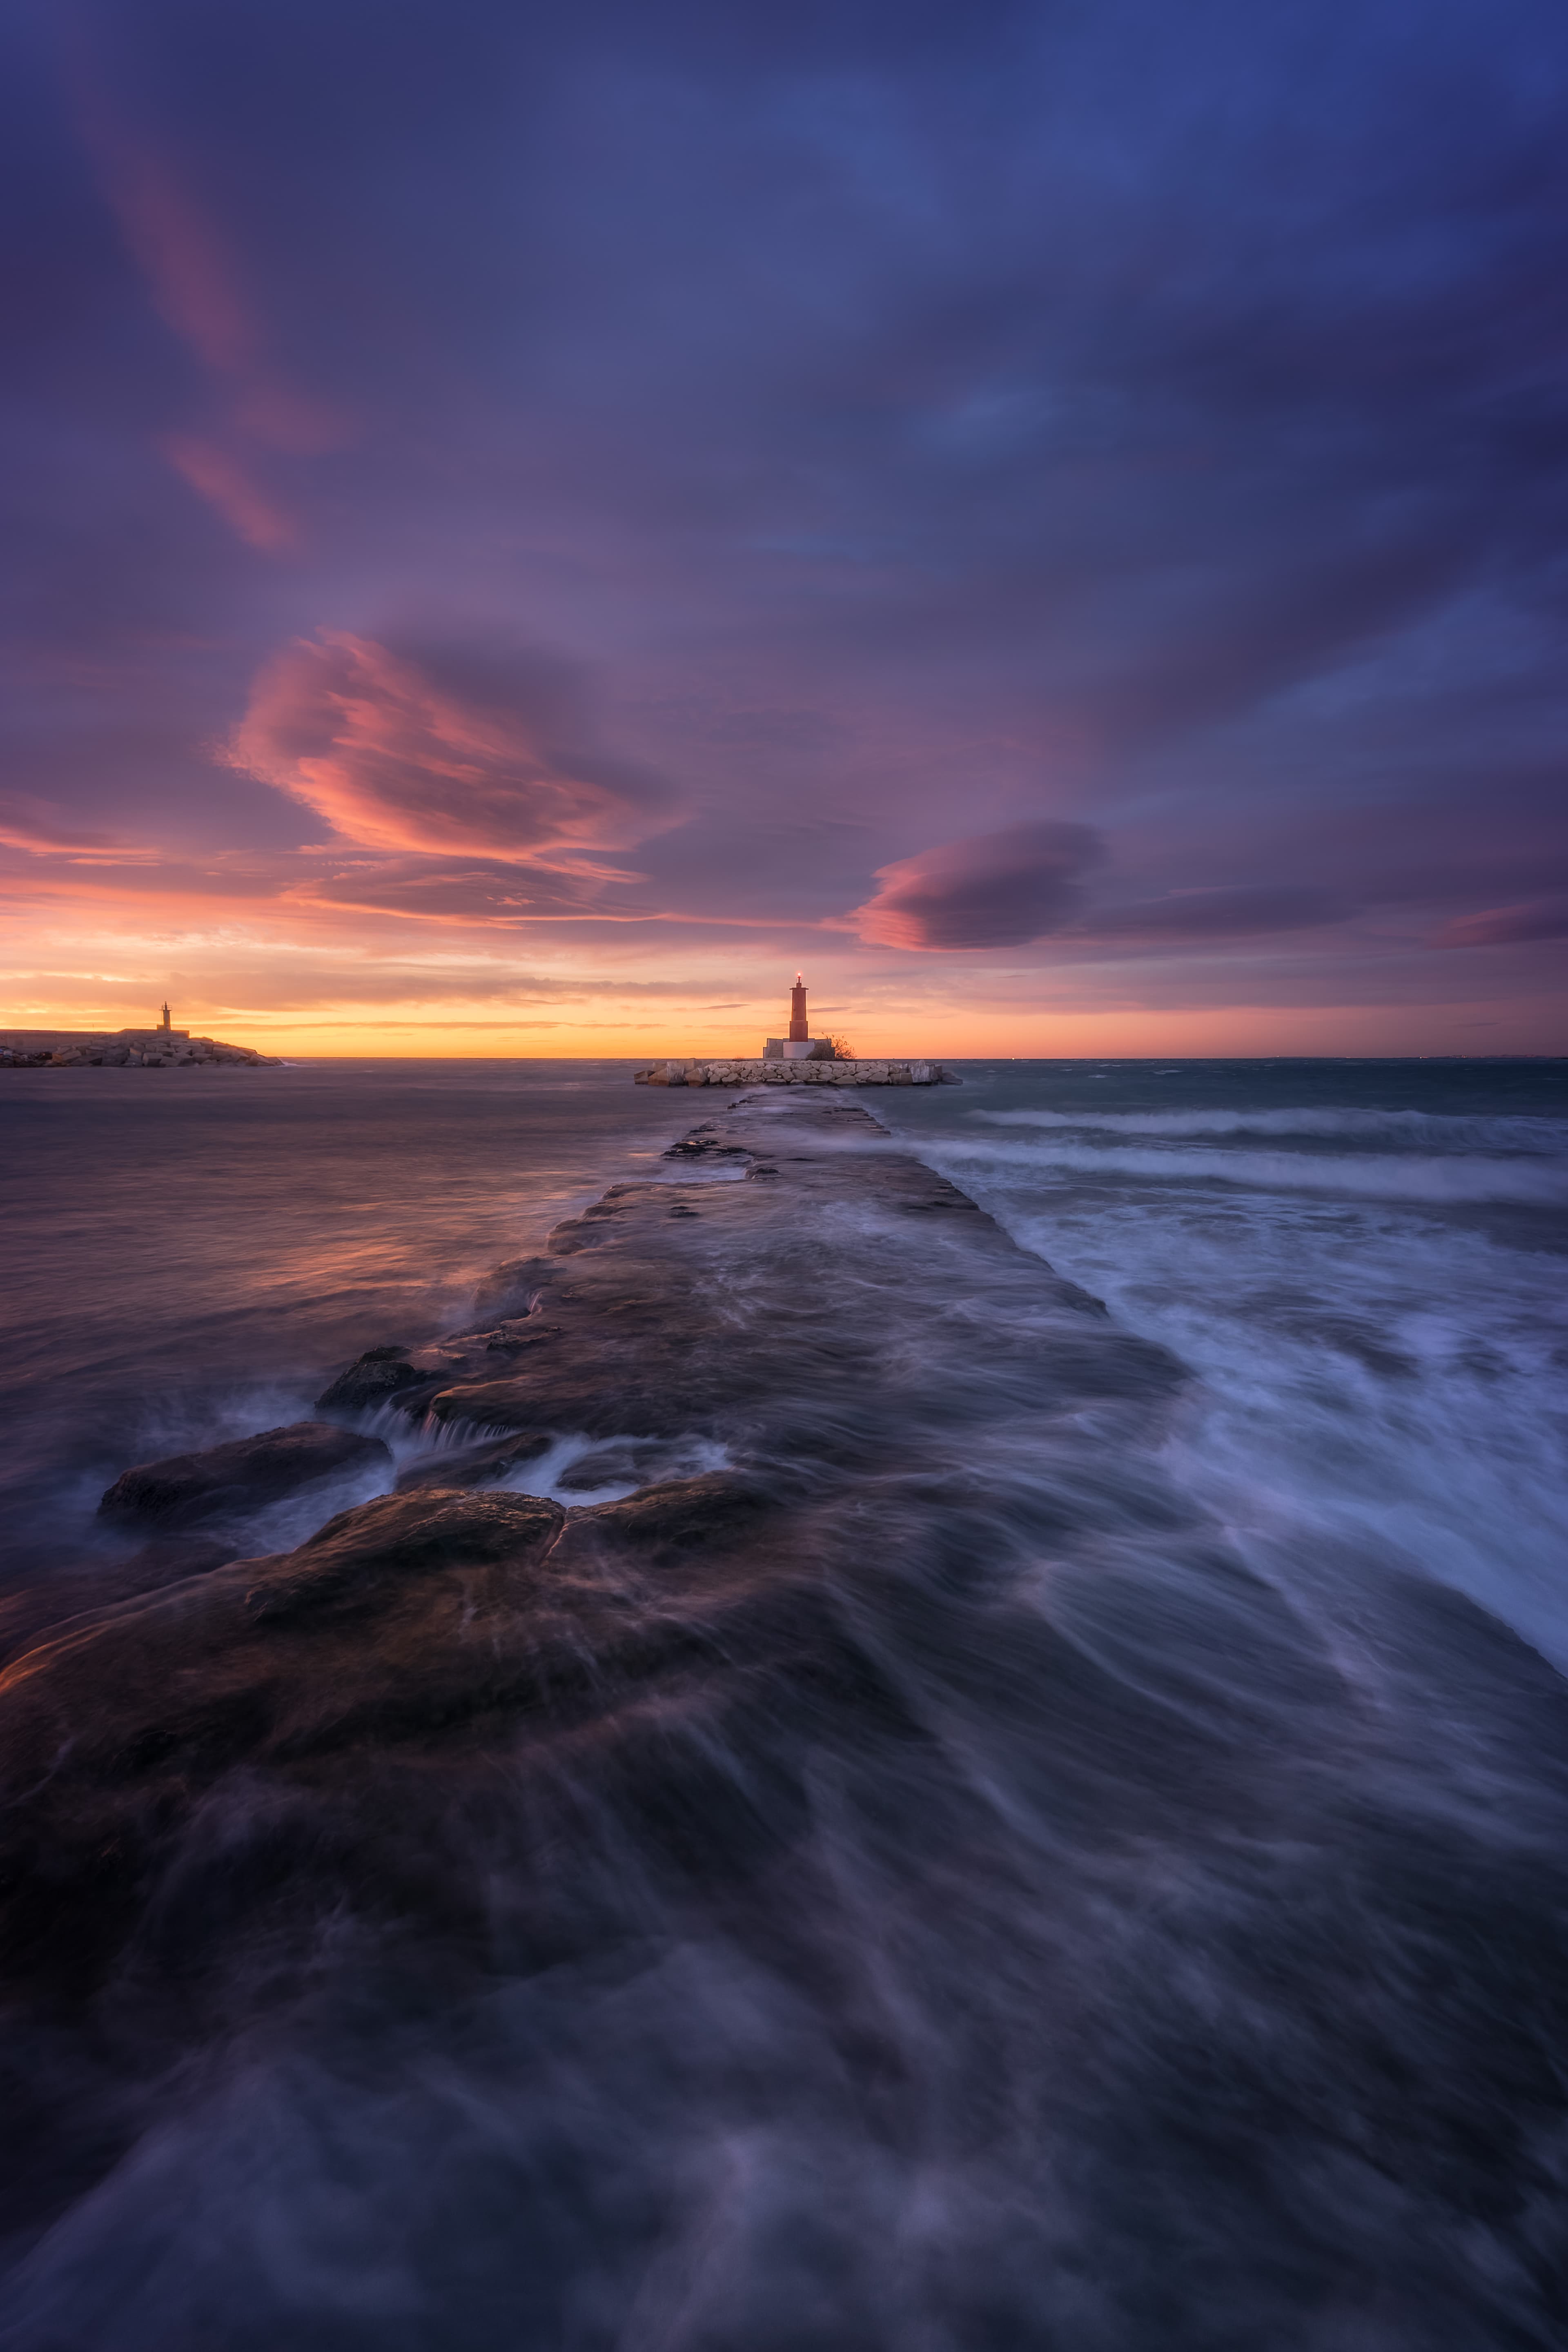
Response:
[2, 1054, 1566, 2347]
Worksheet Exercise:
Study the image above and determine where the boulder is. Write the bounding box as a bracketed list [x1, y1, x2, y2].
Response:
[315, 1345, 440, 1411]
[241, 1486, 565, 1624]
[396, 1430, 555, 1492]
[99, 1421, 392, 1530]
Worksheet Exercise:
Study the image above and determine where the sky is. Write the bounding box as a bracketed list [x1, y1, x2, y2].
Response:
[3, 0, 1566, 1057]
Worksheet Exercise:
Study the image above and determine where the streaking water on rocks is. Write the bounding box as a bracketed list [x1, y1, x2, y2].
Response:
[1, 1057, 1566, 2349]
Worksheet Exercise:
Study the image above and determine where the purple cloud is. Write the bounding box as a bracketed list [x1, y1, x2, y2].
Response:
[854, 824, 1102, 949]
[1433, 900, 1568, 948]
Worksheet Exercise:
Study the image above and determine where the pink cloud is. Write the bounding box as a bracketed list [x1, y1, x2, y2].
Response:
[0, 793, 158, 864]
[78, 107, 259, 376]
[227, 633, 682, 862]
[1432, 900, 1568, 948]
[70, 78, 352, 551]
[234, 381, 354, 456]
[854, 823, 1102, 949]
[163, 436, 296, 551]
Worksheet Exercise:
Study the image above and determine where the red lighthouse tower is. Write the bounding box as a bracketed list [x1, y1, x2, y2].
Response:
[764, 972, 823, 1060]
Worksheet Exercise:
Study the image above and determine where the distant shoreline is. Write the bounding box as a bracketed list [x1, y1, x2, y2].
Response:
[0, 1029, 279, 1068]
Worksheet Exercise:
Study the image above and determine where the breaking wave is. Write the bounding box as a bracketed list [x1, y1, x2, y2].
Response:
[978, 1104, 1568, 1149]
[933, 1134, 1568, 1205]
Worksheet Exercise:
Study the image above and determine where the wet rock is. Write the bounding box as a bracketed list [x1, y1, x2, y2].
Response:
[0, 1535, 237, 1668]
[243, 1487, 566, 1623]
[395, 1430, 555, 1492]
[0, 1476, 866, 2004]
[98, 1421, 391, 1529]
[559, 1472, 781, 1565]
[315, 1345, 440, 1411]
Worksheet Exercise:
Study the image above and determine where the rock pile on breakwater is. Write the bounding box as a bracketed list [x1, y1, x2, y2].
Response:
[0, 1029, 279, 1067]
[635, 1056, 959, 1085]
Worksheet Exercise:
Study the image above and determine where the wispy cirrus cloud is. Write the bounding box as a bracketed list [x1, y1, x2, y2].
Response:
[68, 65, 349, 552]
[1432, 900, 1568, 948]
[0, 792, 159, 865]
[1079, 886, 1348, 945]
[161, 435, 295, 552]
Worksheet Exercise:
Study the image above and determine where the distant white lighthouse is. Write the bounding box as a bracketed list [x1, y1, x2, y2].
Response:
[158, 1002, 172, 1033]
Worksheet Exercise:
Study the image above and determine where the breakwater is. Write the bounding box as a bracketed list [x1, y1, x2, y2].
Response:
[3, 1084, 1567, 2348]
[635, 1055, 959, 1085]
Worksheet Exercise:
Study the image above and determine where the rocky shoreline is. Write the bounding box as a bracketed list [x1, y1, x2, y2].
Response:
[0, 1029, 279, 1067]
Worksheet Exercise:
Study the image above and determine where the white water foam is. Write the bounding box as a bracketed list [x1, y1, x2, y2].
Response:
[933, 1134, 1568, 1206]
[911, 1123, 1568, 1671]
[977, 1105, 1568, 1149]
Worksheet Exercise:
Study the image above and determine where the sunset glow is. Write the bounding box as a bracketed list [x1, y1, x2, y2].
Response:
[4, 2, 1564, 1055]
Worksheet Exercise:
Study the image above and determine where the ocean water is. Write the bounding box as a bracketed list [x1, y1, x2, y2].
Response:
[875, 1058, 1568, 1673]
[0, 1060, 677, 1584]
[2, 1054, 1568, 2350]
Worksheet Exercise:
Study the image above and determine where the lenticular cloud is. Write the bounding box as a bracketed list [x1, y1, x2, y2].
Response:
[229, 631, 678, 863]
[853, 821, 1102, 949]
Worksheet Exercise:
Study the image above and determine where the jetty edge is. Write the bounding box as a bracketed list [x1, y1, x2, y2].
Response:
[635, 1056, 959, 1085]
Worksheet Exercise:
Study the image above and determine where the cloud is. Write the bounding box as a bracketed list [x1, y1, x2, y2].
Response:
[69, 75, 350, 555]
[1080, 886, 1346, 943]
[1432, 900, 1568, 948]
[290, 855, 613, 925]
[0, 793, 157, 864]
[228, 633, 682, 864]
[163, 436, 295, 551]
[79, 115, 259, 377]
[853, 823, 1102, 949]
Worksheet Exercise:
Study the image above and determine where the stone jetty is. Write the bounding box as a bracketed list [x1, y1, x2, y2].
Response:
[5, 1088, 1567, 2344]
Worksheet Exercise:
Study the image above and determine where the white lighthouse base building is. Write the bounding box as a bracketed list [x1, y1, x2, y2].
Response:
[764, 1036, 832, 1060]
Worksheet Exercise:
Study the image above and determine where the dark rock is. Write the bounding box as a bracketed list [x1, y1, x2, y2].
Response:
[0, 1462, 920, 2011]
[0, 1535, 236, 1668]
[469, 1256, 556, 1318]
[395, 1430, 555, 1492]
[555, 1473, 782, 1567]
[315, 1345, 438, 1411]
[243, 1487, 565, 1622]
[98, 1421, 391, 1529]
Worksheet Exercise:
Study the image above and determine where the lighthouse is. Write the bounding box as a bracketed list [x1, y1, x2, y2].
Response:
[764, 973, 828, 1060]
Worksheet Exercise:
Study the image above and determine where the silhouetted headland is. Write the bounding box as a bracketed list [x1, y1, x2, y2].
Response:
[0, 1028, 279, 1068]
